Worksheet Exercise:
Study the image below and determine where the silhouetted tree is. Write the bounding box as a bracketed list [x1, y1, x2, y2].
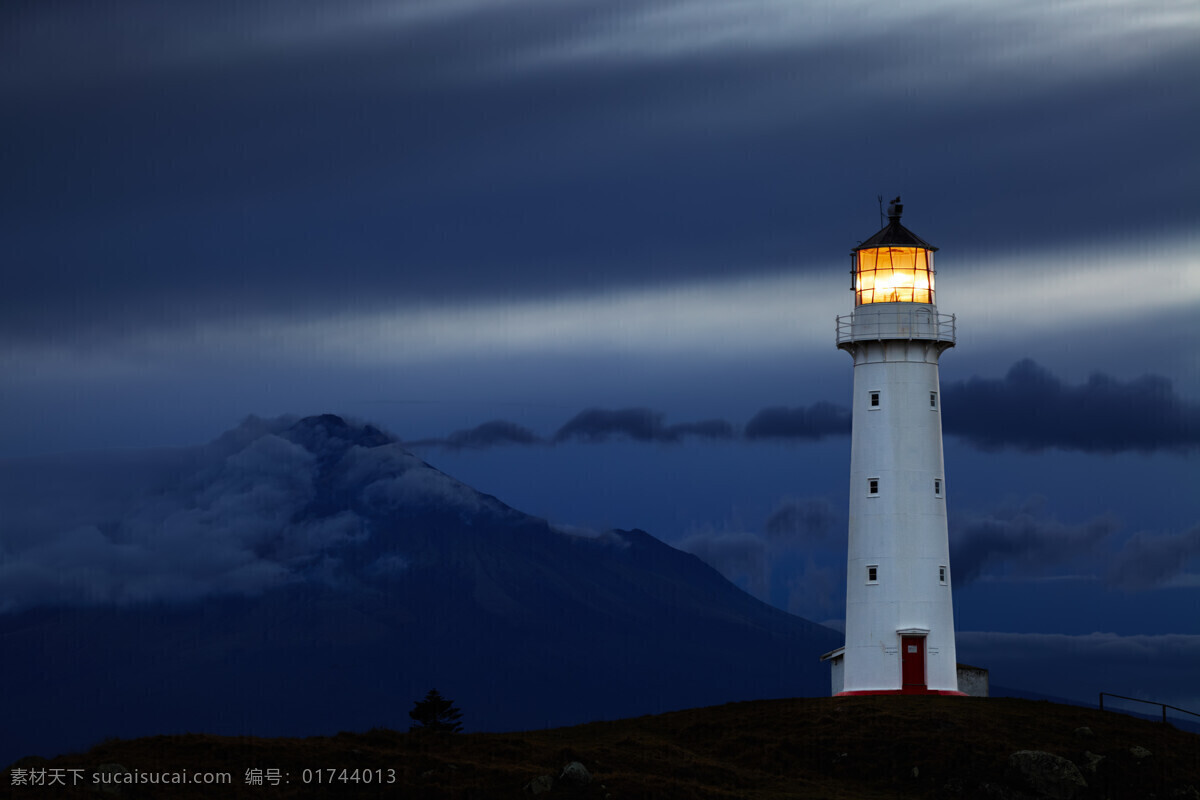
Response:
[408, 688, 463, 733]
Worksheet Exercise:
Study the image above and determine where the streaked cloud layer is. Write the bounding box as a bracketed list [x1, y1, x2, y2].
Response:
[5, 239, 1198, 379]
[3, 0, 1198, 353]
[10, 0, 1195, 87]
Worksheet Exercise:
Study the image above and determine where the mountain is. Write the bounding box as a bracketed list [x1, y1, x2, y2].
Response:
[1, 415, 842, 765]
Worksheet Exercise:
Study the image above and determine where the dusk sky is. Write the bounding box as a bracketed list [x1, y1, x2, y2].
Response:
[3, 0, 1199, 714]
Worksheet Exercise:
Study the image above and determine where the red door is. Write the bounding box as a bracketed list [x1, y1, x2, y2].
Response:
[901, 636, 926, 690]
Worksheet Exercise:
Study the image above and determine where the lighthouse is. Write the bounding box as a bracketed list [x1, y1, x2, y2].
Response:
[821, 197, 965, 696]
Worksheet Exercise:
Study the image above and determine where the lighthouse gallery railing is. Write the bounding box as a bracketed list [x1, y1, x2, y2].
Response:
[836, 309, 956, 345]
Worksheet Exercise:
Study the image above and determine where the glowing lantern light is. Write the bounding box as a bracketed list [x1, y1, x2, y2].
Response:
[851, 198, 937, 305]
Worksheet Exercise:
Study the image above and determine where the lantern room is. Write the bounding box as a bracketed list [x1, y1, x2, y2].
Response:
[851, 197, 937, 306]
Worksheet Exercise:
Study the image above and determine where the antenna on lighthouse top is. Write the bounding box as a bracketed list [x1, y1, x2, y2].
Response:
[876, 195, 884, 228]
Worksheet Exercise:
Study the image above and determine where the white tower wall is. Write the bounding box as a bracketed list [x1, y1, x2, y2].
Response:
[837, 302, 960, 694]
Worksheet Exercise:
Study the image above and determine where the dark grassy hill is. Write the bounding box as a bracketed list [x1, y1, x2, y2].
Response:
[7, 696, 1199, 799]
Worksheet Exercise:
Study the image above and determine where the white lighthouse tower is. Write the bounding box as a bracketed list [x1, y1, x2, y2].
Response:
[822, 197, 965, 696]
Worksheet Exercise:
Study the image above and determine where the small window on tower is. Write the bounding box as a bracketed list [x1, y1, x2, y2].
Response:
[867, 565, 878, 583]
[868, 478, 879, 496]
[934, 479, 943, 498]
[939, 566, 947, 584]
[930, 392, 938, 409]
[870, 391, 880, 408]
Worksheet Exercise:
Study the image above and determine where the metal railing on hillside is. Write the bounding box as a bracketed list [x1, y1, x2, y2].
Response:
[1099, 692, 1200, 725]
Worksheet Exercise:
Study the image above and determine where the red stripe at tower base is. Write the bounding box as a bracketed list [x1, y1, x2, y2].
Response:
[836, 689, 968, 697]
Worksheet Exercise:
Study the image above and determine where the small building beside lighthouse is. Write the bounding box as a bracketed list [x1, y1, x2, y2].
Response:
[821, 198, 966, 696]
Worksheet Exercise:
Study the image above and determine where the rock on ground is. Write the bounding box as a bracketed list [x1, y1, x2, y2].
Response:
[524, 774, 554, 795]
[1007, 750, 1088, 800]
[560, 761, 592, 787]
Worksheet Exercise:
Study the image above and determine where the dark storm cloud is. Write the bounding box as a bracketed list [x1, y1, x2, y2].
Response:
[679, 505, 846, 615]
[676, 530, 769, 600]
[765, 498, 839, 542]
[942, 359, 1200, 453]
[396, 361, 1199, 454]
[785, 559, 843, 619]
[664, 419, 737, 440]
[553, 408, 733, 444]
[407, 420, 543, 450]
[3, 0, 1198, 347]
[765, 500, 847, 619]
[949, 496, 1120, 587]
[743, 360, 1200, 452]
[404, 404, 836, 449]
[744, 402, 852, 440]
[401, 409, 736, 450]
[1107, 524, 1200, 591]
[554, 409, 667, 443]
